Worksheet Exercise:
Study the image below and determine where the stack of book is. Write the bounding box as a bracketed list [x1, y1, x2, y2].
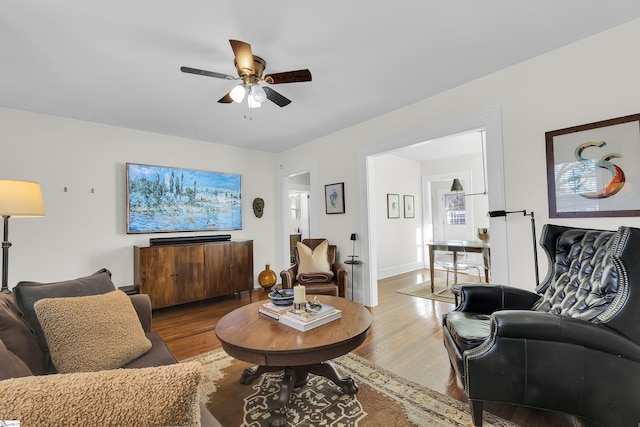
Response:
[278, 304, 342, 331]
[258, 302, 294, 319]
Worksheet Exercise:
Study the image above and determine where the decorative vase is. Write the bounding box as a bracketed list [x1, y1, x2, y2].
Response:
[258, 264, 277, 290]
[477, 228, 490, 242]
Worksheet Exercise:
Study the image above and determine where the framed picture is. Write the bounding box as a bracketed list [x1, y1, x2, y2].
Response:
[126, 163, 242, 233]
[545, 113, 640, 218]
[403, 195, 415, 218]
[325, 182, 345, 214]
[387, 193, 400, 218]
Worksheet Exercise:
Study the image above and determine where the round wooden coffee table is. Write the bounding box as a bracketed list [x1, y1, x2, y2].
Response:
[215, 295, 372, 426]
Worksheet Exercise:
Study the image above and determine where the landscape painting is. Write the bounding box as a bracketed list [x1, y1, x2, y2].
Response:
[127, 163, 242, 233]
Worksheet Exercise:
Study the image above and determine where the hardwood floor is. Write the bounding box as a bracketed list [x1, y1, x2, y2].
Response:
[152, 269, 589, 427]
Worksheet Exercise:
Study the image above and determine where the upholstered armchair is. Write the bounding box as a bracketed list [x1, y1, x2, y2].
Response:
[280, 238, 348, 298]
[442, 224, 640, 426]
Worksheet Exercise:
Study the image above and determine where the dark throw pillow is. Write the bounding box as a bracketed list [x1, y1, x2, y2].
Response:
[12, 268, 116, 351]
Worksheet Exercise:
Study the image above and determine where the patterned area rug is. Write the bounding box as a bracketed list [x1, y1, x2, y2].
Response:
[396, 278, 457, 303]
[184, 349, 518, 427]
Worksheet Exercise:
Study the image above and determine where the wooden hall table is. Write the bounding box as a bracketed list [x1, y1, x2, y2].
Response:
[426, 240, 491, 293]
[215, 295, 372, 426]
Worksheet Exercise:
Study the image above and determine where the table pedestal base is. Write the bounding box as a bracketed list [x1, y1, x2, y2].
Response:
[240, 361, 358, 426]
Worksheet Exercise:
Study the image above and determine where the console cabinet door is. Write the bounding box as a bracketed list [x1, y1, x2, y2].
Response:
[135, 246, 176, 309]
[230, 240, 253, 292]
[203, 242, 232, 297]
[173, 245, 205, 304]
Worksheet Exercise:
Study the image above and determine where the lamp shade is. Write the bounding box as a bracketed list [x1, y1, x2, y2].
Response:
[0, 180, 45, 217]
[350, 233, 357, 241]
[252, 85, 267, 103]
[450, 178, 464, 192]
[229, 85, 246, 103]
[247, 93, 262, 109]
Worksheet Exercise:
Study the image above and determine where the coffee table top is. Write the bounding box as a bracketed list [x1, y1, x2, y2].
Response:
[215, 295, 372, 366]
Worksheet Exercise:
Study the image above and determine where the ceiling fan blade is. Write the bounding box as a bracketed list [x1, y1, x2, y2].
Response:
[218, 93, 233, 103]
[181, 66, 235, 80]
[264, 87, 291, 107]
[229, 39, 255, 75]
[264, 69, 312, 84]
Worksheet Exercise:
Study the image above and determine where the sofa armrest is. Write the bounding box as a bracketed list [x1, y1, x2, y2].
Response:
[280, 266, 298, 289]
[333, 263, 348, 298]
[129, 294, 152, 332]
[491, 310, 640, 361]
[457, 284, 541, 314]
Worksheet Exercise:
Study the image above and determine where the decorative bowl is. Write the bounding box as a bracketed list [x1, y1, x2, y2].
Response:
[268, 289, 295, 306]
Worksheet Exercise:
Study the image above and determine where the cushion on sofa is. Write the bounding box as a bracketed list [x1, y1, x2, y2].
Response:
[296, 240, 334, 283]
[0, 294, 46, 375]
[34, 290, 152, 373]
[0, 361, 203, 427]
[12, 268, 116, 351]
[0, 339, 32, 380]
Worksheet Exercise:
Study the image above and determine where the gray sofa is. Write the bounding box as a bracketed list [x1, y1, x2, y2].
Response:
[0, 268, 221, 427]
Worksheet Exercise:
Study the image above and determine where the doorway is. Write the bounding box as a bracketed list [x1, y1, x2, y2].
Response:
[287, 173, 310, 265]
[278, 163, 317, 272]
[359, 109, 507, 307]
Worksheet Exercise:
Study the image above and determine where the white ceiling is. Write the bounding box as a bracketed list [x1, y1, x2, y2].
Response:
[2, 1, 640, 153]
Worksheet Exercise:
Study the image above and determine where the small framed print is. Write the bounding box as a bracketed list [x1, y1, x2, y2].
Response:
[387, 193, 400, 218]
[325, 182, 345, 214]
[403, 195, 415, 218]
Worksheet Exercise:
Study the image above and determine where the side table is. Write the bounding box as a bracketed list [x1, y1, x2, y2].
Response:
[344, 259, 363, 301]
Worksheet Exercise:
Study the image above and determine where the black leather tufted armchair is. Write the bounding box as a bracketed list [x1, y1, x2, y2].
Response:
[442, 224, 640, 426]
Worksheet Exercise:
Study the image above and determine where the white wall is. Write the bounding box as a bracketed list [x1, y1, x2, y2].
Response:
[0, 108, 278, 288]
[4, 19, 640, 299]
[279, 18, 640, 298]
[373, 154, 423, 278]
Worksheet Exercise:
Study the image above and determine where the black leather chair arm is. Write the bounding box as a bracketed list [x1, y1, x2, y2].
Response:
[457, 284, 541, 314]
[491, 310, 640, 362]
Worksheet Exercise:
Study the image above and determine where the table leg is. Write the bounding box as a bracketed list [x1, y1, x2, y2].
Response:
[270, 367, 297, 427]
[240, 365, 282, 384]
[483, 249, 490, 282]
[429, 245, 435, 293]
[307, 361, 358, 394]
[453, 250, 459, 284]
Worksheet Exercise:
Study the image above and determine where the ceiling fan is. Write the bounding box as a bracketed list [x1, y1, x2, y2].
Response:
[181, 39, 312, 108]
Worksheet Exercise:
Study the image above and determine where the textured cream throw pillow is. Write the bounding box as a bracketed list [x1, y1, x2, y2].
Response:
[297, 240, 332, 274]
[34, 290, 152, 373]
[0, 362, 203, 427]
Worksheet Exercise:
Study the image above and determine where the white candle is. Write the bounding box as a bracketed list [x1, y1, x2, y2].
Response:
[293, 285, 306, 303]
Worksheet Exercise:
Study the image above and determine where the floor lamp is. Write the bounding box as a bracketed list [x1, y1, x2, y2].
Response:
[0, 180, 46, 292]
[488, 209, 539, 286]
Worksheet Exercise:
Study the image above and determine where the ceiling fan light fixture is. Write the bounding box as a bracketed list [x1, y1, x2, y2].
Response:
[180, 39, 312, 109]
[252, 85, 267, 103]
[229, 84, 246, 103]
[247, 91, 262, 109]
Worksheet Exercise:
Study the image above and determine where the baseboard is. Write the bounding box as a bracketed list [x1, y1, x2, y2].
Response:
[378, 261, 425, 280]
